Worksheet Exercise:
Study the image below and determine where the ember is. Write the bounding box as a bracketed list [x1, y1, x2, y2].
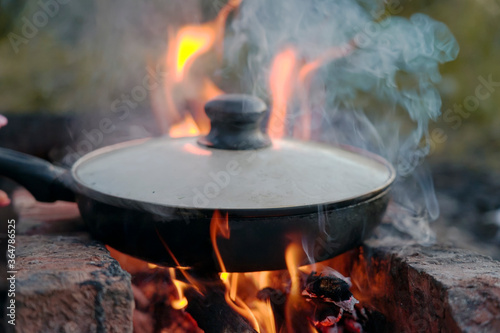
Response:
[117, 255, 388, 333]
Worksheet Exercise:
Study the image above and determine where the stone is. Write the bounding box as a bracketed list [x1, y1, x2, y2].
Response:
[14, 234, 134, 333]
[329, 240, 500, 332]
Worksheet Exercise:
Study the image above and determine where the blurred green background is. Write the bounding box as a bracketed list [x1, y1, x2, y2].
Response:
[398, 0, 500, 171]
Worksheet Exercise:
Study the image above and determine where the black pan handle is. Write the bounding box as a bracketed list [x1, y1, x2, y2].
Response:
[0, 148, 76, 202]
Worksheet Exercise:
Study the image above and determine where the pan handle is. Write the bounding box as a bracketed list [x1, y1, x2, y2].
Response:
[0, 148, 75, 202]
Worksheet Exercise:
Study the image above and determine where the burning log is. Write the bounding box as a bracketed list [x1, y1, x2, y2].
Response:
[257, 287, 287, 329]
[131, 269, 202, 333]
[302, 272, 358, 313]
[301, 272, 359, 332]
[303, 272, 352, 301]
[255, 270, 383, 333]
[184, 275, 258, 333]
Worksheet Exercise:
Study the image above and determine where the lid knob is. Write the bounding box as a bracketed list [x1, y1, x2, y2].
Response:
[197, 94, 271, 150]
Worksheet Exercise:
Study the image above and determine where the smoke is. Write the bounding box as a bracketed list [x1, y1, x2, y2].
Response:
[222, 0, 459, 242]
[10, 0, 459, 242]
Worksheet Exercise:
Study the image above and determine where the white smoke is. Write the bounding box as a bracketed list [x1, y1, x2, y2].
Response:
[222, 0, 459, 241]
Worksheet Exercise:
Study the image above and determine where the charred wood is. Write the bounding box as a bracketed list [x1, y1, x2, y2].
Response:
[184, 278, 258, 333]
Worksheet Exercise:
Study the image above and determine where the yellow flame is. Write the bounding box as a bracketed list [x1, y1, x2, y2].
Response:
[151, 0, 240, 137]
[220, 272, 230, 282]
[174, 26, 216, 82]
[169, 267, 189, 310]
[285, 243, 303, 298]
[169, 113, 200, 138]
[171, 297, 188, 310]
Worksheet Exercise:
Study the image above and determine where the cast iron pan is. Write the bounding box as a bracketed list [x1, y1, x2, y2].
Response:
[0, 95, 395, 272]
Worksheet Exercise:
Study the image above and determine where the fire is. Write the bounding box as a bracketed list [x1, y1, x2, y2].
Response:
[168, 267, 189, 310]
[121, 3, 366, 331]
[284, 243, 316, 333]
[210, 210, 230, 273]
[220, 272, 229, 282]
[208, 211, 262, 331]
[174, 26, 215, 82]
[110, 230, 364, 332]
[151, 1, 240, 138]
[168, 113, 200, 138]
[105, 245, 150, 274]
[285, 243, 303, 298]
[268, 48, 297, 139]
[105, 247, 189, 310]
[268, 41, 356, 140]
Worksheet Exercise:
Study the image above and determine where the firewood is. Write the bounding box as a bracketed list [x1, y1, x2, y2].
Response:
[184, 279, 258, 333]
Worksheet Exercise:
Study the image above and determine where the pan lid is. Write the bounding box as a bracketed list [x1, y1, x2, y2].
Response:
[73, 94, 395, 211]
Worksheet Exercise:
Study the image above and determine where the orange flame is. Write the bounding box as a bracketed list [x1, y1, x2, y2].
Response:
[168, 113, 200, 138]
[268, 47, 297, 139]
[173, 26, 216, 82]
[151, 1, 240, 137]
[105, 245, 150, 274]
[285, 243, 303, 298]
[268, 42, 356, 141]
[254, 300, 277, 333]
[209, 211, 263, 332]
[210, 210, 230, 273]
[285, 243, 315, 333]
[169, 267, 189, 310]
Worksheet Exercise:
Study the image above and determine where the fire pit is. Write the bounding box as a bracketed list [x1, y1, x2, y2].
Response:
[6, 196, 500, 332]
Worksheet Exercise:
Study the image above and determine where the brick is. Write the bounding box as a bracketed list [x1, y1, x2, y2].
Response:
[14, 235, 133, 333]
[329, 240, 500, 332]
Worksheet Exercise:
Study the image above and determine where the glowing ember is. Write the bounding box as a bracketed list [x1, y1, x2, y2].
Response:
[110, 238, 370, 332]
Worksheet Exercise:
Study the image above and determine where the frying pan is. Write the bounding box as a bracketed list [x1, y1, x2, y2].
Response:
[0, 95, 395, 272]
